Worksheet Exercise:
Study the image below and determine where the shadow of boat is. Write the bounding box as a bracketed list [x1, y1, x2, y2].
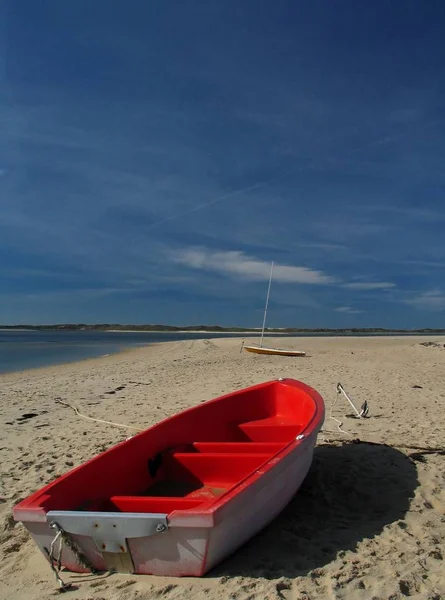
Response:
[211, 441, 419, 579]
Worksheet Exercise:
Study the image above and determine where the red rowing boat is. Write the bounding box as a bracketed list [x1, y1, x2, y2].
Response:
[14, 378, 324, 577]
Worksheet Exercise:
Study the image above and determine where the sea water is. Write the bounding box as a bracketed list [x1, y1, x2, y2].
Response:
[0, 330, 243, 374]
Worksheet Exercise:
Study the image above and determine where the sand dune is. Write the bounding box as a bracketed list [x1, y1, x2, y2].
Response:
[1, 335, 444, 599]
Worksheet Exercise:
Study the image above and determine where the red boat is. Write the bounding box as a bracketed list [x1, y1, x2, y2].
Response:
[14, 378, 324, 577]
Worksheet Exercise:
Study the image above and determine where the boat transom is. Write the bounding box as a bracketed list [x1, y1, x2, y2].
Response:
[47, 510, 168, 554]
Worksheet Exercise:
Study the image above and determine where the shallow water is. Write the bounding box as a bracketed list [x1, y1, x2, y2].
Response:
[0, 329, 439, 374]
[0, 330, 243, 373]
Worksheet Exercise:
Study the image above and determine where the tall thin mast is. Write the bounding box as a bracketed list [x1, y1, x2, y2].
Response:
[260, 261, 274, 347]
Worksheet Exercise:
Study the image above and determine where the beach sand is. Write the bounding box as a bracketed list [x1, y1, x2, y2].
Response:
[1, 335, 444, 600]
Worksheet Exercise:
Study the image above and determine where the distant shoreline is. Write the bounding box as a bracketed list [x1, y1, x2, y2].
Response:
[105, 329, 258, 334]
[1, 324, 445, 334]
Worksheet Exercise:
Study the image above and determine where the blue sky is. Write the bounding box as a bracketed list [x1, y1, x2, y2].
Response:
[1, 1, 445, 327]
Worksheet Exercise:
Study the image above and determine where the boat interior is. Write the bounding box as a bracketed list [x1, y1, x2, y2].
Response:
[104, 438, 293, 514]
[23, 381, 317, 516]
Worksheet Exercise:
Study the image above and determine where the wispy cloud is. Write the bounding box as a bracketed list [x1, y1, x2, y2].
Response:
[313, 218, 395, 239]
[171, 248, 337, 284]
[335, 306, 364, 314]
[401, 260, 445, 269]
[344, 282, 396, 290]
[0, 287, 136, 301]
[405, 290, 445, 311]
[170, 248, 401, 297]
[366, 205, 445, 222]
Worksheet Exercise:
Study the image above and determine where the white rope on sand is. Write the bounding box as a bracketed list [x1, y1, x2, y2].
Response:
[327, 391, 353, 436]
[55, 399, 143, 432]
[322, 382, 369, 437]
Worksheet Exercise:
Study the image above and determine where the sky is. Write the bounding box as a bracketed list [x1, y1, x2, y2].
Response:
[1, 1, 445, 328]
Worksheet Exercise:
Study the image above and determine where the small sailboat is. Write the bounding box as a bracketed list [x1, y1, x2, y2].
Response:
[243, 262, 306, 357]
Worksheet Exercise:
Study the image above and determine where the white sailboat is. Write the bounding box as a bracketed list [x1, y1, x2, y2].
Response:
[243, 262, 306, 357]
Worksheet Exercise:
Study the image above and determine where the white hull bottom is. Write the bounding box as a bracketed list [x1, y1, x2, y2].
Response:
[22, 438, 317, 577]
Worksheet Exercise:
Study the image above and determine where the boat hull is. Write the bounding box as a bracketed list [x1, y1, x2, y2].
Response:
[244, 345, 306, 356]
[14, 378, 324, 577]
[22, 436, 315, 576]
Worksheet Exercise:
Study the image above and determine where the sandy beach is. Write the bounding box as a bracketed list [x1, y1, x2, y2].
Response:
[1, 335, 444, 600]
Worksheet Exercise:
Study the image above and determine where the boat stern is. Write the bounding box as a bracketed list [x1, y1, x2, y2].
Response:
[16, 507, 214, 577]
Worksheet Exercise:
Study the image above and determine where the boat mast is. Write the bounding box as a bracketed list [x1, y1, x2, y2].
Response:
[260, 261, 274, 347]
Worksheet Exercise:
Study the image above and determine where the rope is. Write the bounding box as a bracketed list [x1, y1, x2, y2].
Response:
[322, 383, 369, 437]
[337, 382, 369, 418]
[55, 399, 143, 432]
[324, 391, 353, 436]
[318, 437, 445, 461]
[321, 383, 445, 460]
[48, 527, 68, 591]
[47, 521, 97, 592]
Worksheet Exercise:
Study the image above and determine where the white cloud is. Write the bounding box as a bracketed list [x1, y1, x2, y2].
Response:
[335, 306, 364, 314]
[171, 248, 337, 284]
[344, 281, 396, 290]
[171, 247, 400, 294]
[406, 290, 445, 311]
